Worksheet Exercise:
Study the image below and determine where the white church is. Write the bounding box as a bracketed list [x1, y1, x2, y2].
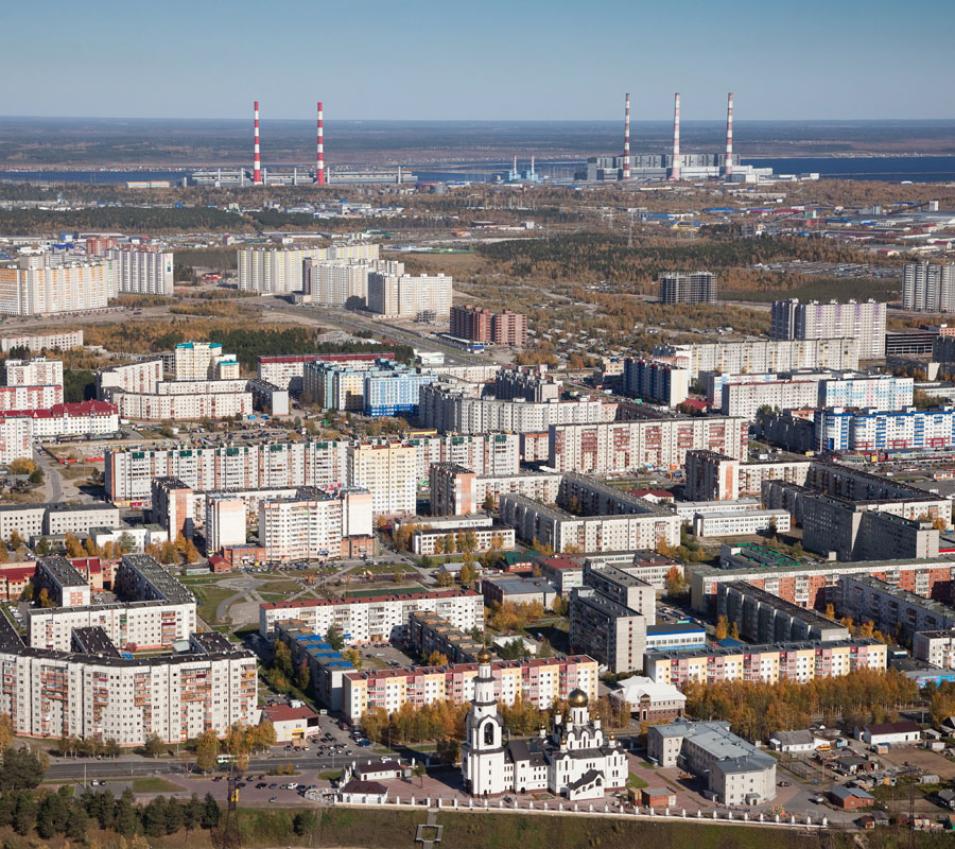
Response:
[460, 648, 628, 801]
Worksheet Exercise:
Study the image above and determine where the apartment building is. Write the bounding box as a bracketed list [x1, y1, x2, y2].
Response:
[645, 639, 888, 687]
[494, 366, 561, 403]
[105, 439, 350, 504]
[0, 623, 257, 745]
[363, 366, 436, 417]
[1, 400, 118, 439]
[238, 244, 380, 294]
[658, 272, 717, 304]
[174, 341, 239, 381]
[0, 384, 63, 412]
[429, 463, 563, 515]
[35, 556, 92, 607]
[205, 496, 247, 552]
[407, 610, 485, 663]
[303, 358, 378, 410]
[108, 246, 174, 296]
[419, 382, 616, 434]
[770, 299, 886, 360]
[840, 574, 955, 638]
[450, 305, 528, 347]
[0, 255, 113, 315]
[902, 262, 955, 313]
[717, 582, 850, 644]
[28, 554, 197, 651]
[496, 474, 682, 553]
[305, 257, 403, 307]
[569, 588, 647, 674]
[689, 551, 955, 614]
[406, 433, 520, 482]
[0, 416, 33, 465]
[721, 378, 822, 419]
[815, 406, 955, 453]
[623, 359, 690, 407]
[342, 655, 599, 725]
[913, 630, 955, 669]
[684, 450, 739, 501]
[257, 487, 373, 561]
[411, 523, 515, 556]
[0, 329, 83, 354]
[44, 501, 120, 536]
[548, 416, 749, 474]
[257, 352, 392, 395]
[367, 272, 452, 321]
[151, 478, 194, 540]
[818, 375, 913, 410]
[258, 589, 484, 644]
[108, 385, 252, 421]
[4, 358, 63, 388]
[655, 337, 859, 380]
[692, 509, 791, 538]
[347, 442, 417, 516]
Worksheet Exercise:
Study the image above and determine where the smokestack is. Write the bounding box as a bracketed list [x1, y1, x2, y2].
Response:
[670, 92, 681, 181]
[316, 100, 326, 186]
[252, 100, 263, 185]
[724, 91, 734, 177]
[622, 92, 631, 181]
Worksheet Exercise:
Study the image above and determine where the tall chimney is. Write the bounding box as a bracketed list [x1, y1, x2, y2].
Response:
[724, 91, 734, 177]
[622, 92, 631, 181]
[670, 92, 681, 181]
[316, 101, 326, 186]
[252, 100, 262, 185]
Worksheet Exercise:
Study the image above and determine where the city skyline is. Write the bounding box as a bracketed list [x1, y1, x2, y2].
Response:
[2, 0, 954, 121]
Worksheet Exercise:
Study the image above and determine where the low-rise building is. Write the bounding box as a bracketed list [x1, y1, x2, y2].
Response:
[645, 639, 888, 687]
[857, 721, 922, 747]
[647, 719, 776, 806]
[482, 575, 557, 609]
[609, 675, 686, 723]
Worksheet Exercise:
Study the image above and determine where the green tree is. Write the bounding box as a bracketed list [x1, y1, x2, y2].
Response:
[293, 810, 318, 836]
[143, 733, 165, 758]
[13, 793, 36, 836]
[325, 625, 345, 651]
[201, 793, 221, 829]
[142, 796, 168, 837]
[65, 802, 89, 841]
[0, 746, 45, 790]
[115, 789, 140, 837]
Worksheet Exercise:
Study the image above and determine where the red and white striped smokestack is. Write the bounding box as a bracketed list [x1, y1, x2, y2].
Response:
[253, 100, 262, 185]
[316, 100, 326, 186]
[622, 92, 631, 181]
[724, 91, 735, 177]
[670, 92, 681, 181]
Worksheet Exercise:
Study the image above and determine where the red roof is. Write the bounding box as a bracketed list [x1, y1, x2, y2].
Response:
[539, 556, 581, 571]
[0, 400, 117, 420]
[263, 704, 319, 722]
[0, 566, 35, 581]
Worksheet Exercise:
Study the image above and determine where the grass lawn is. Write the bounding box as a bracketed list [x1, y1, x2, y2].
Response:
[257, 580, 303, 595]
[191, 584, 238, 625]
[627, 773, 648, 790]
[318, 769, 342, 781]
[344, 584, 425, 599]
[132, 776, 181, 793]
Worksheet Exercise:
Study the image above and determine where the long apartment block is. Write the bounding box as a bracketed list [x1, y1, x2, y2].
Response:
[0, 623, 257, 745]
[547, 416, 749, 474]
[258, 589, 484, 645]
[645, 638, 887, 687]
[342, 655, 599, 725]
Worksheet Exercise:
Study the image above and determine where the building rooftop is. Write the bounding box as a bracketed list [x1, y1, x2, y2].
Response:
[646, 637, 884, 662]
[38, 555, 88, 588]
[261, 588, 478, 611]
[71, 626, 120, 658]
[117, 554, 195, 605]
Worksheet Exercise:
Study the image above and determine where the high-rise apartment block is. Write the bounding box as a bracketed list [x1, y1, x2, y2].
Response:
[623, 359, 690, 407]
[770, 299, 886, 359]
[0, 255, 112, 316]
[659, 272, 717, 304]
[346, 441, 417, 516]
[108, 246, 174, 296]
[367, 273, 452, 321]
[237, 243, 380, 294]
[304, 257, 404, 307]
[655, 338, 859, 379]
[902, 262, 955, 312]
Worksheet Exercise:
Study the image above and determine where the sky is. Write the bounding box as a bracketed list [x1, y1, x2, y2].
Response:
[2, 0, 954, 121]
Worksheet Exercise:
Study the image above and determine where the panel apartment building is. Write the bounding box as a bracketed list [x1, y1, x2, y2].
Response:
[902, 262, 955, 313]
[548, 416, 749, 474]
[654, 337, 859, 380]
[770, 299, 886, 360]
[258, 589, 484, 645]
[658, 272, 717, 304]
[0, 255, 113, 316]
[237, 243, 380, 293]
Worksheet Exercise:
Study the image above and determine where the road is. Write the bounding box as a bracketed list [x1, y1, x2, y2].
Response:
[45, 750, 370, 782]
[33, 446, 63, 502]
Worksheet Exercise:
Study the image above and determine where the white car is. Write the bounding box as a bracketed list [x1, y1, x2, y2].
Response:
[286, 782, 299, 790]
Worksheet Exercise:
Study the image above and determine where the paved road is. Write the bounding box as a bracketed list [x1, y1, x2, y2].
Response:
[33, 447, 63, 503]
[45, 751, 369, 782]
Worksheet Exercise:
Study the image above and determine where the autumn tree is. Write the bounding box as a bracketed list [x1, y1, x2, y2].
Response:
[195, 729, 220, 773]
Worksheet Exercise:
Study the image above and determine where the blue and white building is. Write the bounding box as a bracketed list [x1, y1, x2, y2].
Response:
[363, 365, 437, 417]
[818, 376, 914, 411]
[815, 406, 955, 453]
